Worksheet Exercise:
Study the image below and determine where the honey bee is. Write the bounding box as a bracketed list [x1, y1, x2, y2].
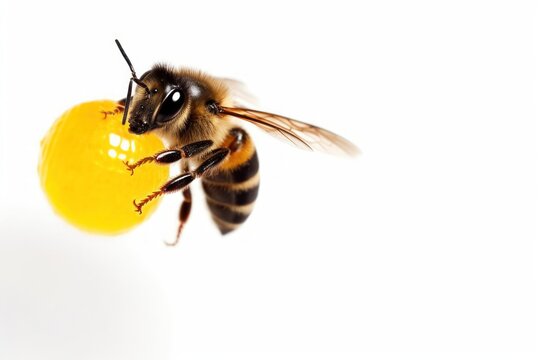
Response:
[113, 40, 359, 245]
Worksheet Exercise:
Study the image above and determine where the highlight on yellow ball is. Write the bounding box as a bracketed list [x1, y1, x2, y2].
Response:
[38, 100, 169, 234]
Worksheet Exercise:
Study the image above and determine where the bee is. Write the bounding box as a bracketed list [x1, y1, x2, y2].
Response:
[113, 40, 359, 245]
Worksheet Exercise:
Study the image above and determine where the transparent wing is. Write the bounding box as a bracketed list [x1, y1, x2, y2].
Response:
[219, 106, 360, 156]
[219, 78, 258, 107]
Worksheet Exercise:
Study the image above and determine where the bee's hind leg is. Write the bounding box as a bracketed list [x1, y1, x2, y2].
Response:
[165, 186, 192, 247]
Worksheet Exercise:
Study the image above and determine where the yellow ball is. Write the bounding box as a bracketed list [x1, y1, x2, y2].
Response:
[39, 100, 169, 234]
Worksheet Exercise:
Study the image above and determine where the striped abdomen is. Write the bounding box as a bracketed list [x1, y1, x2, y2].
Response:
[202, 128, 259, 234]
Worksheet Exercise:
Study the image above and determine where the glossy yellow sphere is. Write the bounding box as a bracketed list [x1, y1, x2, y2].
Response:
[39, 100, 169, 234]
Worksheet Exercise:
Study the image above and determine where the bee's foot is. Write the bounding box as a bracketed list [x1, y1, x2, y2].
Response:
[101, 105, 124, 119]
[123, 160, 135, 176]
[133, 199, 143, 215]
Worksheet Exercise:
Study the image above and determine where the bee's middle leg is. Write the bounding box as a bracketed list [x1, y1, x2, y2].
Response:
[133, 147, 230, 214]
[124, 140, 213, 175]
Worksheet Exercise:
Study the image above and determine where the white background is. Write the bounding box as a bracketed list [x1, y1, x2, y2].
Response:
[0, 1, 538, 359]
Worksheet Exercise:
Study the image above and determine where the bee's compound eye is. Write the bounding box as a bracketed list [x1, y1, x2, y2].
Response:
[156, 88, 184, 123]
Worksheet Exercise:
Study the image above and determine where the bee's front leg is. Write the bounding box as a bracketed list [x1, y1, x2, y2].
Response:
[101, 99, 126, 119]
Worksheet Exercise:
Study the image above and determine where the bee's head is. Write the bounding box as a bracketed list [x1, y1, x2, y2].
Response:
[125, 68, 188, 135]
[115, 40, 188, 135]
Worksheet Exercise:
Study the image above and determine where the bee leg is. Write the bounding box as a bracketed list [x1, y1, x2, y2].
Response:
[165, 187, 192, 247]
[124, 140, 213, 175]
[133, 148, 230, 214]
[101, 99, 126, 119]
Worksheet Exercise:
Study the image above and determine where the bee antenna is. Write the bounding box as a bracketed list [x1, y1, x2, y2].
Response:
[121, 79, 133, 125]
[115, 39, 138, 79]
[115, 39, 150, 97]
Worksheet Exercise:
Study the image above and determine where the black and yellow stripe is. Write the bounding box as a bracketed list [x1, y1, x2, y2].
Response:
[202, 128, 260, 234]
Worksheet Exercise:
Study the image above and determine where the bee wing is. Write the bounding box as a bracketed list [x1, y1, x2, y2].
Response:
[219, 107, 360, 156]
[219, 78, 258, 107]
